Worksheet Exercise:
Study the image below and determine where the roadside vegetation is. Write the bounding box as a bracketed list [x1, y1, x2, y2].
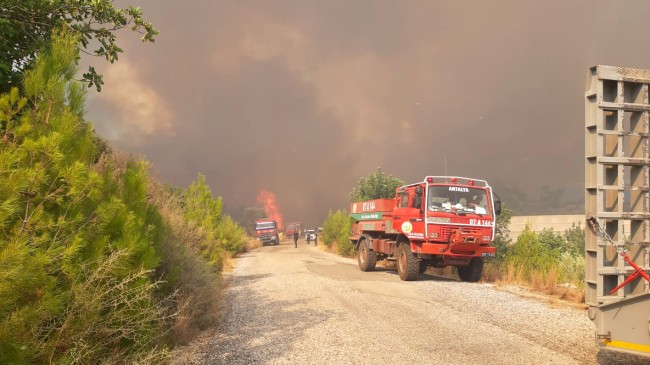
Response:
[321, 209, 353, 256]
[0, 25, 249, 365]
[485, 205, 585, 302]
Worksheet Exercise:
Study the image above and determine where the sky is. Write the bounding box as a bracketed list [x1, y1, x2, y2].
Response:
[84, 0, 650, 228]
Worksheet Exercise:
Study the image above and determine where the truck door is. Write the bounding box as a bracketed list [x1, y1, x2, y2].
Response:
[393, 186, 425, 240]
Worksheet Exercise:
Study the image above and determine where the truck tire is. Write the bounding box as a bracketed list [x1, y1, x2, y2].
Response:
[358, 239, 377, 271]
[275, 236, 280, 245]
[457, 258, 484, 282]
[397, 242, 420, 281]
[418, 260, 428, 274]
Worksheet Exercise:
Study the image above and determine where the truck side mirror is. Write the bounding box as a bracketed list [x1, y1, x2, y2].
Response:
[413, 194, 422, 209]
[412, 186, 424, 211]
[493, 193, 502, 216]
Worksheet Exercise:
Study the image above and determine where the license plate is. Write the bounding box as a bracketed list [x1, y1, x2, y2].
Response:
[482, 252, 495, 257]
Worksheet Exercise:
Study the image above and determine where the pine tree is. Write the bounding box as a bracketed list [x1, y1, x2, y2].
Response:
[182, 173, 223, 270]
[0, 27, 168, 364]
[350, 167, 405, 202]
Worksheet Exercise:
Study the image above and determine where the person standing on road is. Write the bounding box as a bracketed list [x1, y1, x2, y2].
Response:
[313, 233, 317, 246]
[306, 232, 311, 245]
[293, 229, 299, 248]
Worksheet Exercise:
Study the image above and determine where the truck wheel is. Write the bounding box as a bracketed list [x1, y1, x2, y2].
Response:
[358, 239, 377, 271]
[418, 260, 428, 274]
[275, 236, 280, 245]
[457, 258, 484, 282]
[397, 243, 420, 281]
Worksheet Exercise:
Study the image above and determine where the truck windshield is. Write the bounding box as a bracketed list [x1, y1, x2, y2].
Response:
[427, 186, 491, 215]
[255, 222, 276, 230]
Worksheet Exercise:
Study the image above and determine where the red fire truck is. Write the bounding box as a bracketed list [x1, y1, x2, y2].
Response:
[284, 221, 302, 238]
[254, 218, 280, 246]
[350, 176, 501, 281]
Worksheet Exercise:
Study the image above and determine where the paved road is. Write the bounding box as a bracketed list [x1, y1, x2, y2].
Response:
[199, 241, 646, 365]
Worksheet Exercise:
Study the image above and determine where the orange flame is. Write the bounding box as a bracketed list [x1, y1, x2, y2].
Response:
[256, 190, 283, 229]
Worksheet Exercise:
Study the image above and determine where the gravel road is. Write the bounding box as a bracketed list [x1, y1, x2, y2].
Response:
[195, 241, 647, 365]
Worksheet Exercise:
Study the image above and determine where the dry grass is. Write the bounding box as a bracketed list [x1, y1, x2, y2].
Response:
[484, 262, 585, 306]
[481, 262, 502, 282]
[40, 250, 174, 364]
[492, 282, 587, 310]
[221, 251, 236, 273]
[380, 259, 395, 268]
[243, 236, 262, 252]
[147, 179, 224, 346]
[219, 237, 262, 273]
[168, 237, 260, 344]
[319, 240, 340, 254]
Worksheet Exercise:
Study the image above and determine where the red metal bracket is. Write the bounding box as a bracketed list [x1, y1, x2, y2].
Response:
[609, 251, 650, 294]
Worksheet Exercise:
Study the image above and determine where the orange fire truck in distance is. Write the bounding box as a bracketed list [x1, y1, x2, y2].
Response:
[350, 176, 501, 281]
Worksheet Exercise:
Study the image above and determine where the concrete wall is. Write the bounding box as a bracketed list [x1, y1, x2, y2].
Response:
[508, 215, 585, 241]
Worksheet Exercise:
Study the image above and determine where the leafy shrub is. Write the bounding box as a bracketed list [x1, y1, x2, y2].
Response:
[563, 223, 585, 258]
[321, 210, 354, 256]
[490, 221, 586, 292]
[217, 214, 247, 253]
[335, 221, 354, 256]
[557, 251, 585, 287]
[505, 225, 559, 279]
[181, 173, 247, 271]
[322, 209, 345, 246]
[491, 204, 513, 263]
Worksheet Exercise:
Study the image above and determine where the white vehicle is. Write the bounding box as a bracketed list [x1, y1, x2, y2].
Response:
[305, 229, 316, 240]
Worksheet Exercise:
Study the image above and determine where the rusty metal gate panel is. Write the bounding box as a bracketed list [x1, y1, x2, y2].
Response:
[585, 65, 650, 357]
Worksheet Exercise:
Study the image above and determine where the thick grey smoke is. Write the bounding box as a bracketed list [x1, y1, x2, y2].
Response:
[85, 0, 650, 226]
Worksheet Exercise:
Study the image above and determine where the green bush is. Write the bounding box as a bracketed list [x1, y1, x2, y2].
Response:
[491, 204, 513, 263]
[322, 210, 354, 256]
[336, 217, 354, 256]
[217, 214, 247, 253]
[563, 223, 585, 258]
[497, 222, 585, 288]
[505, 225, 559, 279]
[322, 209, 344, 246]
[181, 173, 247, 271]
[558, 251, 585, 287]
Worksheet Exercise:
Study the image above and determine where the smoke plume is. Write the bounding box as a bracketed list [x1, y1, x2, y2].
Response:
[85, 0, 650, 223]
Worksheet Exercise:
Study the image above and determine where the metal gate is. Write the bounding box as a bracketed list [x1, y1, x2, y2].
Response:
[585, 65, 650, 356]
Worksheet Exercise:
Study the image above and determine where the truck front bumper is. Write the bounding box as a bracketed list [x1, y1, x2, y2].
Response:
[414, 242, 495, 258]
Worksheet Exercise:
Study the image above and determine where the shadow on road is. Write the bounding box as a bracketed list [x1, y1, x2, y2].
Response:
[374, 265, 459, 282]
[222, 273, 272, 289]
[597, 349, 650, 364]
